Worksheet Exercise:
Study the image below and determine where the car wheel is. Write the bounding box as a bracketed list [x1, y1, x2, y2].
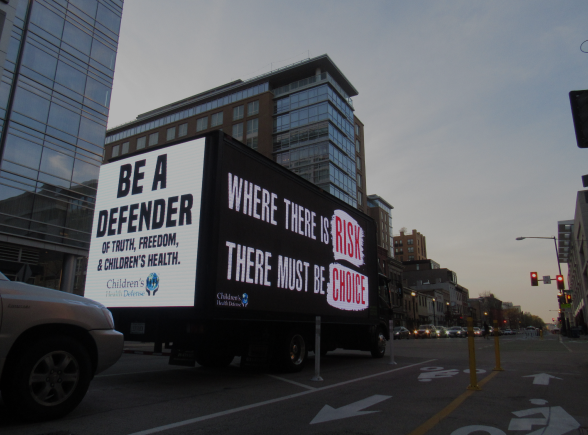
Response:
[1, 335, 92, 422]
[370, 328, 387, 358]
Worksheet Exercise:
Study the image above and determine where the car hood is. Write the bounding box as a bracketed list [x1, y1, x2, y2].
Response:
[0, 280, 105, 309]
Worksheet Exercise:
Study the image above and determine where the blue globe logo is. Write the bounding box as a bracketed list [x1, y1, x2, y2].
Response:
[242, 293, 248, 306]
[146, 273, 160, 296]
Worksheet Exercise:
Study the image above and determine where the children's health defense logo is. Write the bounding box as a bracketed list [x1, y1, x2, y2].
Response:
[146, 273, 160, 296]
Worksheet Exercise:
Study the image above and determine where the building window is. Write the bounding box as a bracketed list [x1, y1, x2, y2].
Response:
[211, 112, 223, 127]
[407, 239, 414, 245]
[166, 127, 176, 141]
[408, 247, 414, 253]
[357, 191, 362, 206]
[112, 145, 119, 158]
[408, 256, 414, 261]
[121, 142, 129, 154]
[246, 118, 258, 150]
[149, 132, 159, 146]
[355, 139, 360, 153]
[232, 123, 243, 141]
[137, 136, 146, 149]
[357, 174, 362, 188]
[197, 117, 208, 132]
[248, 100, 259, 116]
[233, 105, 244, 120]
[178, 123, 188, 137]
[355, 124, 360, 136]
[356, 156, 362, 170]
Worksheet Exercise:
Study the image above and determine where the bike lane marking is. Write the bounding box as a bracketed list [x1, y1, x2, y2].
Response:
[406, 370, 500, 435]
[126, 358, 437, 435]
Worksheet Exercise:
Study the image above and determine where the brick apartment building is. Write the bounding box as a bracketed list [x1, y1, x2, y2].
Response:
[394, 229, 427, 262]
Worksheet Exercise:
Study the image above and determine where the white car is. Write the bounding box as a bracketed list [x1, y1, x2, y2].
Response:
[0, 272, 123, 421]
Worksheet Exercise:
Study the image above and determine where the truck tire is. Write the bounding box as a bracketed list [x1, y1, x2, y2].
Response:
[1, 335, 92, 422]
[370, 328, 387, 358]
[279, 331, 307, 372]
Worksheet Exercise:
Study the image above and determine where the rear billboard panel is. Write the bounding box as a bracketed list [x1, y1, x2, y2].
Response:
[85, 138, 205, 307]
[214, 142, 377, 318]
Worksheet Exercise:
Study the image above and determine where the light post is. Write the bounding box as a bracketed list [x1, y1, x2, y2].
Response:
[411, 291, 417, 331]
[516, 236, 566, 335]
[446, 301, 450, 326]
[432, 298, 436, 326]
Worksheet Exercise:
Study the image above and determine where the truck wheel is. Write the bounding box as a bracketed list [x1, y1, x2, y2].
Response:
[280, 332, 307, 372]
[370, 328, 387, 358]
[1, 336, 92, 422]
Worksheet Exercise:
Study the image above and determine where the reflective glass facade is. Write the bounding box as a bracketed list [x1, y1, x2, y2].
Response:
[0, 0, 123, 256]
[273, 76, 358, 208]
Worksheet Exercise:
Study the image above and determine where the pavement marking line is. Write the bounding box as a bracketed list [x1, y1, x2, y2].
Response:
[96, 368, 192, 378]
[266, 374, 317, 390]
[126, 359, 437, 435]
[560, 341, 573, 353]
[406, 370, 500, 435]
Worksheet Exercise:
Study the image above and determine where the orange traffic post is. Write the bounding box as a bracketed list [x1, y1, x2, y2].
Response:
[493, 320, 504, 371]
[466, 317, 481, 390]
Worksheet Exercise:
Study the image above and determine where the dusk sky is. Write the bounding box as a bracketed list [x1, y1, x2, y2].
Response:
[107, 1, 588, 324]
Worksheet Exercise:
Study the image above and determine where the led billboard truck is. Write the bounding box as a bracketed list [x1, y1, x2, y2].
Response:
[86, 131, 391, 371]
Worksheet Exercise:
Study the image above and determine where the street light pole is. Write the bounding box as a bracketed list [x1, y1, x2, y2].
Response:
[411, 291, 417, 330]
[432, 298, 436, 326]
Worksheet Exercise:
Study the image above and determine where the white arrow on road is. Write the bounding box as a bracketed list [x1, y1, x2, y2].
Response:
[310, 395, 391, 424]
[523, 373, 562, 385]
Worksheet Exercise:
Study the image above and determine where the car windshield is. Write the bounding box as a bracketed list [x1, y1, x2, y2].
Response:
[393, 327, 403, 331]
[419, 325, 432, 329]
[449, 327, 460, 330]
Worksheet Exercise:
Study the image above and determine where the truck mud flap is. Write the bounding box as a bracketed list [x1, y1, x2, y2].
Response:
[240, 344, 271, 370]
[169, 348, 196, 367]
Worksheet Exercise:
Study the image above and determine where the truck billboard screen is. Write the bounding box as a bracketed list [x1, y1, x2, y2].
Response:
[215, 143, 377, 318]
[85, 138, 205, 307]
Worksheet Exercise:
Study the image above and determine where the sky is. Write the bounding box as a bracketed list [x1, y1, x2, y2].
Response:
[106, 0, 588, 324]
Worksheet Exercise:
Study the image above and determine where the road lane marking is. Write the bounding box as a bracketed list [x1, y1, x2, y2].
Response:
[523, 373, 562, 385]
[310, 394, 391, 424]
[266, 374, 316, 390]
[406, 370, 500, 435]
[126, 359, 437, 435]
[96, 368, 192, 378]
[560, 341, 573, 353]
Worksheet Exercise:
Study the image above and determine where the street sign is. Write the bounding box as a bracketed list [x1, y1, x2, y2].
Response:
[561, 303, 571, 309]
[543, 276, 551, 284]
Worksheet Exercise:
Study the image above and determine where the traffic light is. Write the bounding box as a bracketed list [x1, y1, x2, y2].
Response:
[556, 275, 565, 290]
[530, 272, 538, 286]
[565, 293, 572, 304]
[558, 294, 564, 304]
[569, 90, 588, 148]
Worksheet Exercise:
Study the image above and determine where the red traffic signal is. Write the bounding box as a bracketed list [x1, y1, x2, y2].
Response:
[556, 275, 565, 290]
[530, 272, 538, 286]
[565, 293, 572, 304]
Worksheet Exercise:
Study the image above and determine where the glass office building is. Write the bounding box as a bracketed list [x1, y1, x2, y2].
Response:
[0, 0, 123, 293]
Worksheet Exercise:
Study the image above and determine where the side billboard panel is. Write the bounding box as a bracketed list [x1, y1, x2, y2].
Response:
[214, 142, 377, 318]
[85, 138, 206, 307]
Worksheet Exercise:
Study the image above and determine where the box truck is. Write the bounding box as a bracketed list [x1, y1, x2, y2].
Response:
[85, 131, 392, 371]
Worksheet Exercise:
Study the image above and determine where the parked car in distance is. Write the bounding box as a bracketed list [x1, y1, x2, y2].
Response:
[415, 325, 436, 339]
[393, 326, 411, 340]
[461, 327, 469, 337]
[0, 272, 123, 421]
[473, 327, 482, 337]
[447, 326, 464, 338]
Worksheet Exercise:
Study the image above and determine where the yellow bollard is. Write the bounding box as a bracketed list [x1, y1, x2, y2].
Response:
[467, 317, 481, 390]
[540, 329, 543, 340]
[493, 320, 504, 371]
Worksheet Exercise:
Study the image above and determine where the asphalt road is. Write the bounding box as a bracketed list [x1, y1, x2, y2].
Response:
[1, 334, 587, 435]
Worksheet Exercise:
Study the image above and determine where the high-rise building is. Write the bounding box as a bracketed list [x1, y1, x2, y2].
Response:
[394, 228, 427, 262]
[0, 0, 124, 293]
[104, 54, 368, 213]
